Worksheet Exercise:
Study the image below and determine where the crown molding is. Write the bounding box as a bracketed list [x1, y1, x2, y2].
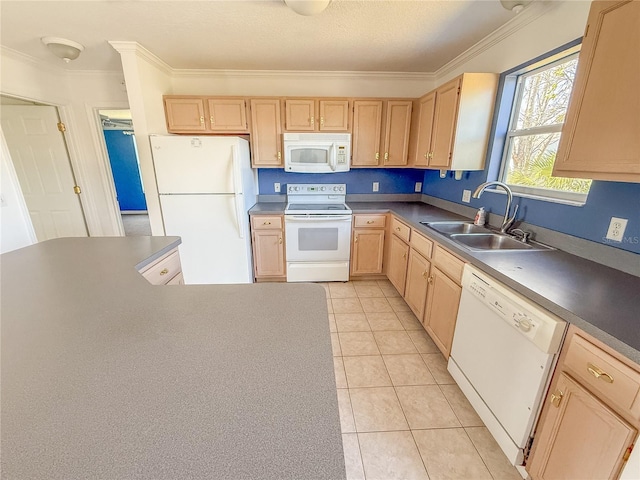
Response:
[434, 0, 558, 80]
[1, 45, 67, 77]
[108, 41, 173, 76]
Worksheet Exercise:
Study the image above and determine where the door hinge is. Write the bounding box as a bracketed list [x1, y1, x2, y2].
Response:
[73, 185, 81, 195]
[57, 122, 66, 132]
[623, 444, 634, 462]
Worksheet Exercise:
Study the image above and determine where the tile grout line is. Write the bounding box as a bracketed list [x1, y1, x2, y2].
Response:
[460, 426, 498, 480]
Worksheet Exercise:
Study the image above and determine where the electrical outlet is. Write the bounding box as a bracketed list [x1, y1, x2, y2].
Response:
[415, 182, 422, 192]
[606, 217, 628, 242]
[274, 183, 280, 193]
[373, 182, 379, 192]
[462, 190, 471, 203]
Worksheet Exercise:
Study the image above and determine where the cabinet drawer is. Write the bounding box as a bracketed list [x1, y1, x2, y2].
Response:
[433, 245, 464, 284]
[410, 231, 433, 259]
[354, 214, 386, 228]
[391, 217, 411, 243]
[141, 250, 182, 285]
[564, 333, 640, 418]
[251, 215, 283, 230]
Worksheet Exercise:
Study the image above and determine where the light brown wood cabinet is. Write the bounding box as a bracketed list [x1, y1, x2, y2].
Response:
[352, 100, 383, 167]
[404, 248, 431, 320]
[386, 217, 411, 295]
[249, 98, 283, 168]
[250, 215, 286, 280]
[528, 326, 640, 480]
[382, 101, 412, 166]
[284, 99, 350, 132]
[351, 214, 386, 276]
[553, 0, 640, 183]
[139, 247, 183, 285]
[408, 73, 498, 171]
[423, 245, 464, 358]
[164, 96, 249, 133]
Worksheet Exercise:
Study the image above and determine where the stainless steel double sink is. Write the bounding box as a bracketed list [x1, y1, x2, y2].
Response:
[421, 222, 554, 252]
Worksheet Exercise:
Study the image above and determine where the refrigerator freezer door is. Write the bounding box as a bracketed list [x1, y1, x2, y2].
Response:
[151, 136, 238, 194]
[160, 194, 253, 284]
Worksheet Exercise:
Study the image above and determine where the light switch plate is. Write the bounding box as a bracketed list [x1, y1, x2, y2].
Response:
[606, 217, 628, 242]
[274, 183, 280, 193]
[373, 182, 379, 192]
[415, 182, 422, 192]
[462, 190, 471, 203]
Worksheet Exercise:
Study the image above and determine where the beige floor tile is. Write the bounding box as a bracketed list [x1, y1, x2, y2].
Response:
[413, 428, 492, 480]
[395, 385, 461, 429]
[359, 297, 394, 313]
[349, 387, 409, 432]
[382, 354, 436, 386]
[365, 312, 404, 331]
[407, 330, 440, 354]
[335, 313, 371, 332]
[387, 296, 411, 312]
[351, 280, 379, 286]
[465, 427, 522, 480]
[374, 331, 418, 354]
[377, 279, 402, 298]
[440, 384, 484, 427]
[328, 314, 337, 333]
[327, 298, 334, 314]
[343, 355, 392, 388]
[331, 332, 342, 356]
[334, 357, 348, 388]
[339, 332, 380, 356]
[396, 311, 424, 331]
[342, 433, 365, 480]
[421, 353, 456, 384]
[337, 389, 356, 433]
[332, 298, 364, 314]
[330, 283, 358, 298]
[358, 431, 429, 480]
[354, 284, 385, 298]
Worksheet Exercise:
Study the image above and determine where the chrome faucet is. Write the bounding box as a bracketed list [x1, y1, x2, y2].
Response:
[472, 181, 519, 233]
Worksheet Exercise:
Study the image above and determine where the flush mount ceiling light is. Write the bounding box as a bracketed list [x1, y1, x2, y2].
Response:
[41, 36, 84, 63]
[500, 0, 533, 14]
[284, 0, 332, 16]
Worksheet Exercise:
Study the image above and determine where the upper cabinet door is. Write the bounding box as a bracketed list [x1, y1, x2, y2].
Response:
[249, 98, 283, 168]
[319, 100, 350, 131]
[414, 91, 436, 167]
[207, 98, 248, 132]
[382, 100, 412, 166]
[164, 97, 207, 132]
[430, 77, 461, 169]
[285, 99, 316, 131]
[553, 0, 640, 183]
[352, 100, 383, 167]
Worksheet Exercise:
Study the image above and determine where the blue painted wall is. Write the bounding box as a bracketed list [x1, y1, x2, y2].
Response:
[257, 168, 424, 195]
[103, 129, 147, 211]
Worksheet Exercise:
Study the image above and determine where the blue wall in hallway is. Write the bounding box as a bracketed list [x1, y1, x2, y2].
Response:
[257, 168, 424, 195]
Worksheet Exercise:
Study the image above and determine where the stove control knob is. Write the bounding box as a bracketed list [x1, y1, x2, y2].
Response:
[339, 186, 345, 192]
[333, 186, 339, 191]
[294, 186, 299, 191]
[320, 186, 326, 191]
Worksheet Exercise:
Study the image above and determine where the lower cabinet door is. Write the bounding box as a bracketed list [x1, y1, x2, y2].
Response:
[528, 373, 637, 480]
[423, 266, 461, 358]
[351, 229, 385, 275]
[404, 248, 430, 319]
[387, 234, 410, 296]
[252, 230, 285, 277]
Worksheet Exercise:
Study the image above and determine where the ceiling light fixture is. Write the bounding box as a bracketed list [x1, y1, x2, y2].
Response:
[499, 0, 533, 14]
[41, 37, 84, 63]
[284, 0, 332, 16]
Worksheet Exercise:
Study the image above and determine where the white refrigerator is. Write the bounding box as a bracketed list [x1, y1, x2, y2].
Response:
[150, 135, 257, 284]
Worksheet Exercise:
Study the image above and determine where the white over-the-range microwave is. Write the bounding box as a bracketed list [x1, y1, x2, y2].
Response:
[283, 133, 351, 173]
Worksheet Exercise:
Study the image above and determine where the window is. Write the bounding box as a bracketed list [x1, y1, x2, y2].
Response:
[500, 48, 591, 204]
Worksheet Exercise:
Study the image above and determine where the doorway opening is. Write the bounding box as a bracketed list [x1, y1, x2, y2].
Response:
[99, 109, 151, 236]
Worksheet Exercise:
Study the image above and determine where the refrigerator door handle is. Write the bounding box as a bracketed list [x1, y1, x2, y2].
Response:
[231, 144, 244, 239]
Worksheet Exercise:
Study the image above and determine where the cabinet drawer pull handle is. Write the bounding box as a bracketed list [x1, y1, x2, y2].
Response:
[210, 115, 215, 125]
[422, 271, 428, 279]
[423, 153, 428, 159]
[277, 152, 282, 160]
[375, 152, 380, 160]
[550, 389, 563, 407]
[320, 116, 324, 127]
[427, 275, 433, 285]
[587, 363, 614, 383]
[384, 152, 389, 162]
[402, 253, 407, 259]
[159, 268, 169, 276]
[366, 220, 374, 224]
[354, 236, 358, 243]
[310, 117, 314, 126]
[199, 116, 204, 125]
[396, 227, 401, 231]
[264, 221, 271, 225]
[279, 237, 283, 244]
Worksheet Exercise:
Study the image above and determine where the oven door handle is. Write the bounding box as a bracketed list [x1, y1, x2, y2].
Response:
[285, 215, 352, 222]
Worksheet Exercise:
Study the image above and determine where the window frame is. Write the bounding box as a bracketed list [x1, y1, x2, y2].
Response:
[496, 43, 590, 205]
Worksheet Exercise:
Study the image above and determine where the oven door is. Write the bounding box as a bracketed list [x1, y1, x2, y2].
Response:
[285, 214, 352, 261]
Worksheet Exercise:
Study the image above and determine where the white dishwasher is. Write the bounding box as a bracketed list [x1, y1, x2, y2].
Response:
[448, 264, 566, 477]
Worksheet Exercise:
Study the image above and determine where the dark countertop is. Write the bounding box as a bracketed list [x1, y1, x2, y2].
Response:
[250, 201, 640, 363]
[1, 237, 345, 480]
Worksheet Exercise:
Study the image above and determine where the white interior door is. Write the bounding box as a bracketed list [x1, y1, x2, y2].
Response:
[1, 105, 87, 241]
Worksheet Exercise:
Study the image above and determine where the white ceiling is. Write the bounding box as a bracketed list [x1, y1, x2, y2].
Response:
[1, 0, 519, 73]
